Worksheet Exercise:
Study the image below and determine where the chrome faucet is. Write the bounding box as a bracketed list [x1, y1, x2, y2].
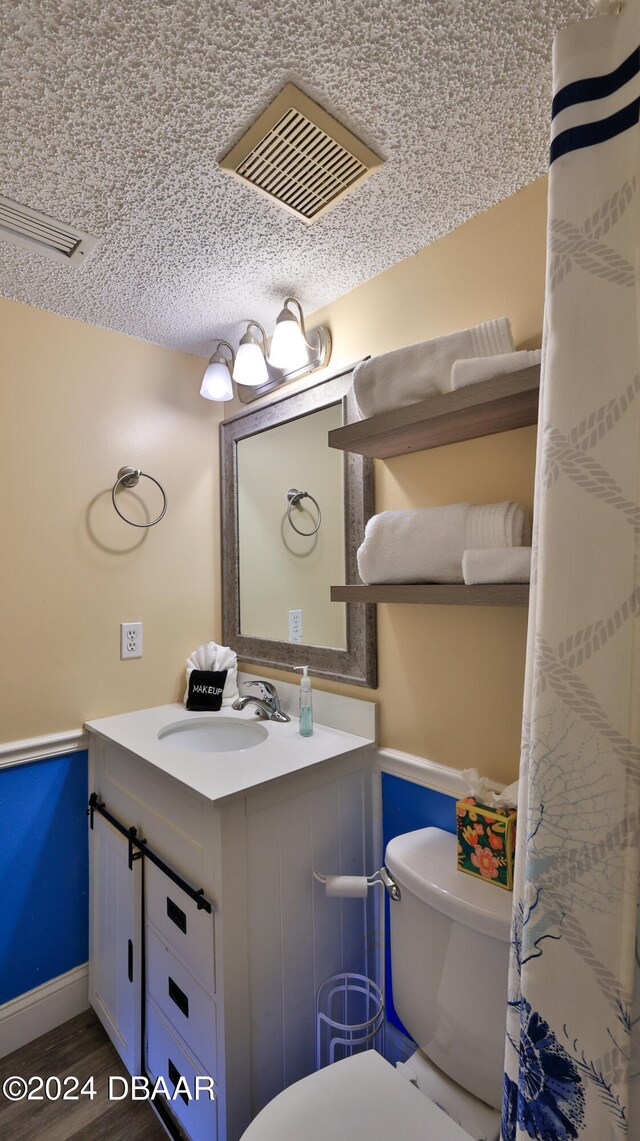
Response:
[233, 680, 291, 722]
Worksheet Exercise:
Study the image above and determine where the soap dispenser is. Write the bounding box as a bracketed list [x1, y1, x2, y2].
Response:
[294, 666, 313, 737]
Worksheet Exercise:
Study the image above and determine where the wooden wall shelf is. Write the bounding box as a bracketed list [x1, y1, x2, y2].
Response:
[331, 583, 529, 607]
[328, 365, 540, 459]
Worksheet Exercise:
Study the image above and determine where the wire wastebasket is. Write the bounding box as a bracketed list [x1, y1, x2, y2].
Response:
[316, 972, 384, 1070]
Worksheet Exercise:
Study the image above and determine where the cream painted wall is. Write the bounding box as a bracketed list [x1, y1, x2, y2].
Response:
[227, 177, 548, 784]
[1, 175, 547, 779]
[0, 297, 222, 743]
[237, 404, 346, 648]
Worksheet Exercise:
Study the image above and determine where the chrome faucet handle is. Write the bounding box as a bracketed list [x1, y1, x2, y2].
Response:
[246, 680, 279, 707]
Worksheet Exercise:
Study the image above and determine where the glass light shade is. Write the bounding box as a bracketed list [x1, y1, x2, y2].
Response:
[233, 339, 269, 386]
[268, 309, 309, 370]
[200, 359, 233, 401]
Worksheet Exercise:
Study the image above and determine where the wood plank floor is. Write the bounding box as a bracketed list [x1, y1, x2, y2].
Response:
[0, 1010, 166, 1140]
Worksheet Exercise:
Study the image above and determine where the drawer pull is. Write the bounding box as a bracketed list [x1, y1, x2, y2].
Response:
[167, 896, 187, 934]
[168, 1058, 189, 1105]
[168, 976, 189, 1019]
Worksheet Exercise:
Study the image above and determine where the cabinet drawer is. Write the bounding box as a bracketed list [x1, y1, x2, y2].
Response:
[147, 923, 217, 1076]
[146, 998, 217, 1141]
[145, 859, 215, 995]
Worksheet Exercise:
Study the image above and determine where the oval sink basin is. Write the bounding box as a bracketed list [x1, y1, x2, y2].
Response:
[157, 717, 269, 753]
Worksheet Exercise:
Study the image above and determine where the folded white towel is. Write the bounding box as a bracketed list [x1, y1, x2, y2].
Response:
[462, 547, 532, 584]
[184, 641, 239, 706]
[358, 504, 469, 584]
[353, 318, 514, 420]
[465, 501, 530, 549]
[450, 349, 541, 391]
[357, 502, 528, 585]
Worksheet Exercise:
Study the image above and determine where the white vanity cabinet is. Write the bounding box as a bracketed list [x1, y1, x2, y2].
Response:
[87, 703, 376, 1141]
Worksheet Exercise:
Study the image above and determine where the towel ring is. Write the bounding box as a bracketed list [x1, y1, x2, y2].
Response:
[112, 467, 167, 528]
[287, 488, 322, 536]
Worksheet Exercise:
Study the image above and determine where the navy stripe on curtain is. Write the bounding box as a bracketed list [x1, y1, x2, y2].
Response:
[551, 45, 639, 118]
[550, 96, 640, 163]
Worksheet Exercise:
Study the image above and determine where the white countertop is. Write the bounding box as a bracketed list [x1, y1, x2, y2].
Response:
[85, 702, 375, 804]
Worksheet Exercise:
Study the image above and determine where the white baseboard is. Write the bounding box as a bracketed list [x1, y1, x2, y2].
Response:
[0, 963, 90, 1058]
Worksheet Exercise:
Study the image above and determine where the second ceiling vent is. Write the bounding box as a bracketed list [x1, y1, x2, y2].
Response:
[0, 194, 98, 265]
[219, 84, 383, 224]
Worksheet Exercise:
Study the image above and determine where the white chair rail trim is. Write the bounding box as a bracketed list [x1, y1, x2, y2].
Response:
[375, 746, 501, 799]
[0, 728, 88, 770]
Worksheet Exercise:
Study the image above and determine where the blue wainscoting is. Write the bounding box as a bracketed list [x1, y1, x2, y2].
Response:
[381, 772, 457, 1037]
[0, 751, 89, 1005]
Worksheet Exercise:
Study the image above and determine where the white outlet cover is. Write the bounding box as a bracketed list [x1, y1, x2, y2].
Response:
[121, 621, 142, 659]
[289, 609, 302, 642]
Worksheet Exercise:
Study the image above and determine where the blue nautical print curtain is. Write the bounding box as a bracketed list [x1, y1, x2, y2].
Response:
[502, 3, 640, 1139]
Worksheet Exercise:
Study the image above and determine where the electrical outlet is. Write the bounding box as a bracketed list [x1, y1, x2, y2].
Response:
[120, 621, 142, 659]
[289, 609, 302, 642]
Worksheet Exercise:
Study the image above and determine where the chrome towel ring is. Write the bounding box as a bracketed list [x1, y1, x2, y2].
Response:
[112, 466, 167, 528]
[287, 488, 322, 536]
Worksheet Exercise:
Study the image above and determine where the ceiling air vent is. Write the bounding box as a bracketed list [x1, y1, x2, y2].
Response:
[0, 195, 98, 265]
[219, 84, 383, 223]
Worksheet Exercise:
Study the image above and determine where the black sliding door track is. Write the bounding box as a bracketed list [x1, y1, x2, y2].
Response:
[88, 792, 212, 913]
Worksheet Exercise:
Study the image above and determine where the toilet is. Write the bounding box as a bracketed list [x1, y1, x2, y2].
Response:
[242, 827, 512, 1141]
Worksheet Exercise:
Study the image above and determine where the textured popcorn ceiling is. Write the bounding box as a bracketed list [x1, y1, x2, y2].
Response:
[0, 0, 591, 359]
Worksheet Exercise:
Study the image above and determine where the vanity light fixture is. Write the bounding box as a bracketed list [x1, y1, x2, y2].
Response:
[233, 322, 270, 387]
[200, 297, 331, 404]
[249, 295, 331, 402]
[269, 298, 313, 370]
[200, 341, 235, 402]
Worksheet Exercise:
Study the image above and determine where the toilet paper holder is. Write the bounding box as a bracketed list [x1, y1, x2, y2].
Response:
[313, 867, 400, 901]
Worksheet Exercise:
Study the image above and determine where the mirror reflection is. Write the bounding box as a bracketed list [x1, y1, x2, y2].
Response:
[237, 404, 347, 649]
[220, 367, 376, 688]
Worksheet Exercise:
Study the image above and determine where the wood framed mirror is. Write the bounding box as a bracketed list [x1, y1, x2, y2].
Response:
[220, 365, 377, 687]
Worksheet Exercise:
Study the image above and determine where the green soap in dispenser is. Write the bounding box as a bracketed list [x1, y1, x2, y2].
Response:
[294, 665, 313, 737]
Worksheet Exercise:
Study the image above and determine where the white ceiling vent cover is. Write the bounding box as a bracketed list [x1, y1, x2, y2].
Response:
[219, 84, 383, 223]
[0, 195, 98, 265]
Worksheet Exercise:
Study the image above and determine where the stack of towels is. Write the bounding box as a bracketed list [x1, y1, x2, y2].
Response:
[352, 315, 540, 420]
[184, 641, 239, 706]
[357, 502, 532, 586]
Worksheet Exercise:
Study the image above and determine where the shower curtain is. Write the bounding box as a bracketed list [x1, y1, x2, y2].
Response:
[502, 4, 640, 1140]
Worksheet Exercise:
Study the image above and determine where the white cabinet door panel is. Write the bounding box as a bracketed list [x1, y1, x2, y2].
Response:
[89, 814, 142, 1071]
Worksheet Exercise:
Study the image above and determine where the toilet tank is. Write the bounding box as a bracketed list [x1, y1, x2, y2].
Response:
[385, 827, 513, 1110]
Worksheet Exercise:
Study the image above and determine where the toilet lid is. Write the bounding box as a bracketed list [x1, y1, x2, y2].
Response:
[241, 1051, 473, 1141]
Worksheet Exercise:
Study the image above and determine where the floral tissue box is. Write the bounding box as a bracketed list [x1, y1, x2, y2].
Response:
[456, 797, 517, 891]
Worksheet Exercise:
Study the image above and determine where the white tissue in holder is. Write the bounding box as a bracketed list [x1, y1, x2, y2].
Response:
[314, 870, 389, 897]
[324, 875, 370, 898]
[184, 641, 239, 707]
